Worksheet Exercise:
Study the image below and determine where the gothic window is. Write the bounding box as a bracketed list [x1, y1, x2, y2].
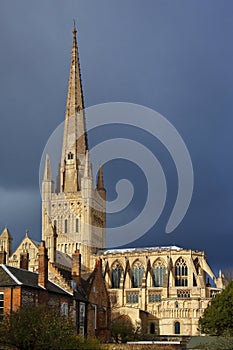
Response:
[174, 321, 180, 334]
[131, 260, 144, 288]
[111, 261, 123, 289]
[148, 293, 161, 303]
[67, 152, 74, 160]
[126, 291, 139, 303]
[152, 259, 167, 287]
[175, 258, 188, 286]
[64, 219, 68, 234]
[76, 218, 79, 233]
[0, 294, 4, 318]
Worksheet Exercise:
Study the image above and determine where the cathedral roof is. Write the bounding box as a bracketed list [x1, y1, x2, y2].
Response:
[101, 246, 183, 255]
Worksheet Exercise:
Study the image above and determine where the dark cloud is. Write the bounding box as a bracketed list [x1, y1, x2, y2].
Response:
[0, 1, 233, 270]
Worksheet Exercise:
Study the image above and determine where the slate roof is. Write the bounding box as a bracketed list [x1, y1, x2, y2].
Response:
[187, 336, 233, 349]
[0, 264, 70, 295]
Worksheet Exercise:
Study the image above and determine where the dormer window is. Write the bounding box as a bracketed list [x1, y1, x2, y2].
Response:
[68, 152, 73, 160]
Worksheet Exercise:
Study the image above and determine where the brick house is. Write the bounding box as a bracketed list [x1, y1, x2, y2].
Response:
[0, 244, 111, 341]
[71, 250, 111, 341]
[0, 242, 73, 317]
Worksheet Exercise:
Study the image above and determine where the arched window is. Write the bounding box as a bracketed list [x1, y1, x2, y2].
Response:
[111, 261, 123, 289]
[131, 260, 144, 288]
[174, 321, 180, 334]
[64, 219, 68, 234]
[152, 259, 167, 287]
[175, 258, 188, 286]
[65, 244, 68, 253]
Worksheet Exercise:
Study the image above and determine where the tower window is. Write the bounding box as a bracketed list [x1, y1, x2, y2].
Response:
[64, 220, 68, 234]
[76, 218, 79, 233]
[68, 152, 74, 160]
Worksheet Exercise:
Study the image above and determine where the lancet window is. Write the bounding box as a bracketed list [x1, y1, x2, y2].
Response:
[111, 261, 123, 289]
[152, 259, 167, 287]
[175, 257, 188, 286]
[131, 260, 144, 288]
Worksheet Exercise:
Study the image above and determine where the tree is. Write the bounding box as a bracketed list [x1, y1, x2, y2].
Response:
[199, 281, 233, 336]
[111, 314, 134, 343]
[0, 305, 103, 350]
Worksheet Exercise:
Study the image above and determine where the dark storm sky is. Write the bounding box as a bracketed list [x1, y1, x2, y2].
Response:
[0, 1, 233, 271]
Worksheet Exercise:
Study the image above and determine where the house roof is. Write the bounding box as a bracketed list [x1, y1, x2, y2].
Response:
[187, 336, 233, 349]
[0, 264, 70, 296]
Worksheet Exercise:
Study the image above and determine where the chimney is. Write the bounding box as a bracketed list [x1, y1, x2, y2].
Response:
[72, 249, 81, 288]
[38, 241, 48, 289]
[0, 246, 6, 264]
[20, 251, 29, 270]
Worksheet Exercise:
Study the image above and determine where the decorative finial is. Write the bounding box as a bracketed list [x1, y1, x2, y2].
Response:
[73, 19, 77, 35]
[25, 229, 29, 237]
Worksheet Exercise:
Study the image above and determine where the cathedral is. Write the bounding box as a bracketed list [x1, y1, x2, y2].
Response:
[0, 26, 225, 337]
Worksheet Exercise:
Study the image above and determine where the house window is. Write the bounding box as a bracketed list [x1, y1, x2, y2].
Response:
[76, 218, 79, 233]
[111, 261, 123, 289]
[131, 260, 144, 288]
[79, 326, 84, 336]
[0, 294, 4, 318]
[175, 258, 188, 286]
[152, 259, 167, 287]
[148, 293, 161, 303]
[94, 305, 97, 330]
[64, 220, 68, 234]
[79, 302, 85, 323]
[126, 292, 139, 303]
[61, 302, 68, 316]
[174, 321, 180, 334]
[150, 323, 155, 334]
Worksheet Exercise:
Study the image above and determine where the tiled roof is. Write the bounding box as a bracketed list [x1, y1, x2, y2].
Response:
[0, 265, 69, 295]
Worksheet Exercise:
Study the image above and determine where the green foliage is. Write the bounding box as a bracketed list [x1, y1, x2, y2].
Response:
[111, 314, 134, 343]
[0, 305, 103, 350]
[199, 281, 233, 336]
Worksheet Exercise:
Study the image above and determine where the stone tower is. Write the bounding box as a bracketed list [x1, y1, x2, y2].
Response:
[42, 26, 106, 269]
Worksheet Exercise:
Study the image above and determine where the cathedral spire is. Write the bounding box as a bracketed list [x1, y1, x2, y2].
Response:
[65, 24, 84, 119]
[60, 26, 88, 192]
